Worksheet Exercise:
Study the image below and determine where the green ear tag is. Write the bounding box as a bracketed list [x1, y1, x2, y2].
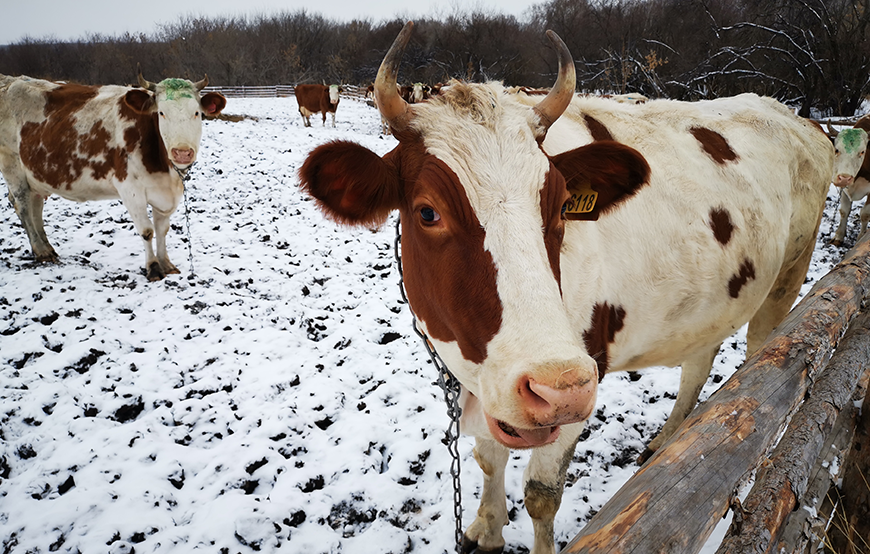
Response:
[564, 181, 599, 221]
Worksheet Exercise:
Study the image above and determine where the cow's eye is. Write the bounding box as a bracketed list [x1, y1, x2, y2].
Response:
[420, 207, 440, 224]
[195, 111, 200, 118]
[159, 111, 165, 117]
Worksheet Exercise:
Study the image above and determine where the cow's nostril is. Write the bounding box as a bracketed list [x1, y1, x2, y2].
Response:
[519, 375, 552, 411]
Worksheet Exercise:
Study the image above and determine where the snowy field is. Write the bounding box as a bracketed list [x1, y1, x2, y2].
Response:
[0, 95, 854, 554]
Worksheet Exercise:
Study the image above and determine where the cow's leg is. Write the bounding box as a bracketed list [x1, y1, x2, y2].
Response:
[462, 438, 509, 554]
[831, 188, 853, 246]
[523, 424, 584, 554]
[745, 222, 818, 356]
[0, 159, 57, 262]
[330, 111, 336, 127]
[116, 187, 161, 279]
[152, 206, 180, 277]
[639, 344, 719, 463]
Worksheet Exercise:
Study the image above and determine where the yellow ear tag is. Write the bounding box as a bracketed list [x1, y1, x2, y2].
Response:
[564, 181, 599, 221]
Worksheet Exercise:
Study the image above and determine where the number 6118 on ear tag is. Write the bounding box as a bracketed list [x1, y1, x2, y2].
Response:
[564, 181, 599, 221]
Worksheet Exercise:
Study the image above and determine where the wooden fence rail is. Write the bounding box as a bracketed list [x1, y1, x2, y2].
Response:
[202, 84, 367, 101]
[561, 235, 870, 553]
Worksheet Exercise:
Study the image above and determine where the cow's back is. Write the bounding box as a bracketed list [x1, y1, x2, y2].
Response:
[531, 93, 832, 370]
[0, 76, 57, 155]
[295, 84, 325, 112]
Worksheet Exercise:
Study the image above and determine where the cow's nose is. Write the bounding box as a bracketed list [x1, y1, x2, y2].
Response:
[171, 148, 195, 166]
[834, 173, 855, 187]
[517, 365, 597, 427]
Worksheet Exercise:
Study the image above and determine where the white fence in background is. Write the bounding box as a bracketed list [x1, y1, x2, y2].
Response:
[203, 84, 367, 102]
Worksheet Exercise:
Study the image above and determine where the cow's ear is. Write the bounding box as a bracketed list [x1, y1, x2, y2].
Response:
[124, 89, 155, 114]
[299, 140, 402, 227]
[201, 92, 227, 115]
[552, 140, 650, 221]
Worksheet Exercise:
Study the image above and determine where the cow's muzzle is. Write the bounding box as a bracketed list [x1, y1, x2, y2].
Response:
[171, 148, 196, 166]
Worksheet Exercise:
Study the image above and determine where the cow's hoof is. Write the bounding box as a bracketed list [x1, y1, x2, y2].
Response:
[828, 238, 844, 247]
[162, 263, 181, 275]
[146, 262, 165, 281]
[637, 447, 656, 465]
[461, 535, 503, 554]
[34, 248, 59, 263]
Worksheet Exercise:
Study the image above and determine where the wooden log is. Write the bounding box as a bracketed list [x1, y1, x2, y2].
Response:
[561, 235, 870, 554]
[715, 311, 870, 553]
[826, 368, 870, 554]
[775, 367, 870, 553]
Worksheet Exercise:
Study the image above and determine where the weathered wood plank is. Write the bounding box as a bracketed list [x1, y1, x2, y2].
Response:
[774, 366, 870, 553]
[561, 235, 870, 554]
[715, 311, 870, 553]
[826, 366, 870, 554]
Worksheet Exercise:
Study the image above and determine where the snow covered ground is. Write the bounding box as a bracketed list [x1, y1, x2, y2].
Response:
[0, 96, 854, 554]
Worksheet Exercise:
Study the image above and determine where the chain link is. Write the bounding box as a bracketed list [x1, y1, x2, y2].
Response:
[393, 216, 464, 554]
[172, 163, 196, 277]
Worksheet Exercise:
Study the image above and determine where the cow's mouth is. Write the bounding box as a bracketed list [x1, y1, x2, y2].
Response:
[486, 414, 560, 448]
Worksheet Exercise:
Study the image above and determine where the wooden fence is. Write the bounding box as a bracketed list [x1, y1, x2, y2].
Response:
[562, 235, 870, 553]
[202, 84, 368, 102]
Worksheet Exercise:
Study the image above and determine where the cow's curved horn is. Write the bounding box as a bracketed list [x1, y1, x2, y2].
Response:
[374, 21, 414, 133]
[194, 75, 209, 91]
[137, 64, 157, 92]
[533, 31, 576, 135]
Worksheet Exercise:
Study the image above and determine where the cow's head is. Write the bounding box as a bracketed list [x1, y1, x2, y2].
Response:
[832, 127, 868, 188]
[124, 70, 226, 169]
[299, 22, 647, 449]
[329, 85, 341, 105]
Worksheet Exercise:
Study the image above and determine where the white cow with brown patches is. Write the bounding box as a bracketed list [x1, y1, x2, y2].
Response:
[299, 22, 832, 554]
[0, 71, 226, 280]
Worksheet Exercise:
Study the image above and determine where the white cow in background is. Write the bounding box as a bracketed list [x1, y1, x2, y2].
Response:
[830, 116, 870, 246]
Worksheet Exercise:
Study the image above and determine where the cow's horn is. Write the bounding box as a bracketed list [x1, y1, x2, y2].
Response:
[194, 75, 209, 91]
[375, 21, 414, 133]
[533, 31, 576, 136]
[137, 64, 157, 92]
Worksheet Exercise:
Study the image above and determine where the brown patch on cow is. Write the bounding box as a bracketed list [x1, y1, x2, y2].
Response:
[583, 302, 626, 381]
[119, 98, 169, 175]
[709, 207, 734, 245]
[400, 155, 502, 364]
[561, 490, 652, 552]
[18, 83, 134, 188]
[394, 154, 502, 364]
[541, 164, 570, 286]
[728, 259, 756, 298]
[300, 138, 502, 364]
[583, 114, 614, 142]
[552, 141, 650, 222]
[690, 126, 738, 164]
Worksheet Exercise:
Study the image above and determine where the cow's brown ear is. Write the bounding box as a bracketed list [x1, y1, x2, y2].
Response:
[124, 89, 155, 114]
[299, 140, 402, 227]
[552, 140, 650, 221]
[201, 92, 227, 115]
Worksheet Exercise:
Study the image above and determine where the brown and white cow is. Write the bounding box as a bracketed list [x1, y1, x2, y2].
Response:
[830, 116, 870, 246]
[0, 71, 226, 280]
[299, 22, 832, 554]
[294, 84, 341, 127]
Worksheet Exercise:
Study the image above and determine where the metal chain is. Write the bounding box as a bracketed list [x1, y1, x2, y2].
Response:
[393, 216, 464, 554]
[172, 163, 196, 277]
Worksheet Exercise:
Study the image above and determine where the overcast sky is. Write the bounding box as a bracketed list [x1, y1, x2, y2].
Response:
[0, 0, 544, 45]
